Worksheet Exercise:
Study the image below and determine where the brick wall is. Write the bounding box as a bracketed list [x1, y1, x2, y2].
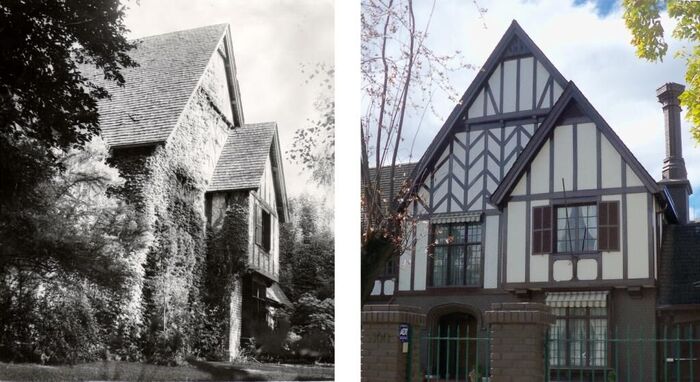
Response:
[485, 302, 554, 382]
[361, 305, 425, 382]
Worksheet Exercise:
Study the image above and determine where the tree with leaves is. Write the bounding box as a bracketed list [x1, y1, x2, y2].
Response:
[622, 0, 700, 140]
[360, 0, 480, 304]
[0, 0, 136, 204]
[287, 63, 335, 188]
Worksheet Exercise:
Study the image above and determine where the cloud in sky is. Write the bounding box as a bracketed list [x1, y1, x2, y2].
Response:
[398, 0, 700, 218]
[123, 0, 334, 200]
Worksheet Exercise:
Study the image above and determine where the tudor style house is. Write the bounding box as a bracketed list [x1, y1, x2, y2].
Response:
[368, 21, 697, 379]
[83, 24, 290, 360]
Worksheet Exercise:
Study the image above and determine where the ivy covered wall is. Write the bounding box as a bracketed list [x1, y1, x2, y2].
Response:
[108, 61, 235, 363]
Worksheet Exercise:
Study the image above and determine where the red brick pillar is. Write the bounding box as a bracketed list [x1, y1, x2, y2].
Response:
[361, 305, 425, 382]
[484, 302, 554, 382]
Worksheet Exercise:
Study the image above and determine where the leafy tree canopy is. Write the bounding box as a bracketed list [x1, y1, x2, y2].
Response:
[622, 0, 700, 141]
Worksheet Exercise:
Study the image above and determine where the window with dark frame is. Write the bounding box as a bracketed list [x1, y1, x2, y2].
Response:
[549, 306, 608, 368]
[532, 201, 619, 254]
[430, 222, 482, 287]
[254, 205, 272, 253]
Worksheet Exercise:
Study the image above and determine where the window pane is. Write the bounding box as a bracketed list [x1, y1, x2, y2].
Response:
[569, 318, 586, 366]
[465, 245, 481, 285]
[433, 247, 448, 286]
[450, 247, 465, 285]
[450, 225, 465, 244]
[550, 318, 567, 366]
[590, 318, 608, 367]
[467, 224, 481, 243]
[434, 224, 449, 244]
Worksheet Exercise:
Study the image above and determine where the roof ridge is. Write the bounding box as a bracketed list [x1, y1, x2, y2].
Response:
[130, 23, 228, 42]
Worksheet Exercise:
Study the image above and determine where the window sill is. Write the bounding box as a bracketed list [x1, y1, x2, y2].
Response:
[549, 251, 601, 258]
[427, 285, 482, 290]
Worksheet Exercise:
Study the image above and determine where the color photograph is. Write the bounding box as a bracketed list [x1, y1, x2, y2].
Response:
[360, 1, 700, 381]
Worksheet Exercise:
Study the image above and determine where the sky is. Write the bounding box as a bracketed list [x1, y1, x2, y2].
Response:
[123, 0, 334, 202]
[390, 0, 700, 220]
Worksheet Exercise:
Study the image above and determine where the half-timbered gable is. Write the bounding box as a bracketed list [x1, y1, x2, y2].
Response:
[490, 82, 676, 289]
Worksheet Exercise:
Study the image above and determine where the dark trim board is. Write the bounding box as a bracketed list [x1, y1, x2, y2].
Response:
[503, 278, 656, 290]
[507, 186, 648, 202]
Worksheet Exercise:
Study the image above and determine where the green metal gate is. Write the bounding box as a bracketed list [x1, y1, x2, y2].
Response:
[422, 325, 491, 382]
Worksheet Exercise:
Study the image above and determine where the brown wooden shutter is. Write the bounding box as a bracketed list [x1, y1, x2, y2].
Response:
[532, 206, 552, 254]
[598, 201, 620, 251]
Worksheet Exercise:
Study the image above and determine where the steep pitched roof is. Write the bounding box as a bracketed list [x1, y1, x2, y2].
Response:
[410, 20, 567, 189]
[658, 223, 700, 306]
[490, 82, 663, 207]
[82, 24, 228, 147]
[208, 122, 289, 221]
[209, 122, 276, 191]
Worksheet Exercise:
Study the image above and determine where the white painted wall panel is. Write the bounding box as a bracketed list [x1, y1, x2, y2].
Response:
[453, 142, 466, 164]
[488, 65, 501, 113]
[626, 164, 643, 187]
[536, 60, 550, 108]
[468, 89, 485, 118]
[413, 220, 429, 290]
[627, 193, 649, 278]
[602, 194, 624, 279]
[577, 123, 597, 190]
[552, 81, 563, 104]
[531, 140, 550, 194]
[519, 57, 534, 111]
[530, 254, 549, 282]
[371, 280, 381, 295]
[383, 279, 395, 295]
[553, 124, 574, 192]
[484, 215, 499, 288]
[577, 259, 598, 280]
[398, 227, 413, 291]
[503, 59, 517, 113]
[455, 132, 467, 147]
[601, 136, 621, 188]
[506, 202, 526, 283]
[553, 260, 573, 281]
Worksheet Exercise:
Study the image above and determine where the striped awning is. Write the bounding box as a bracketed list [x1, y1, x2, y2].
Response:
[545, 291, 609, 308]
[430, 212, 481, 224]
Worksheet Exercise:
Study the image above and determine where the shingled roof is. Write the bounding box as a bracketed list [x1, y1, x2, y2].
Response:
[82, 24, 228, 147]
[366, 162, 418, 200]
[209, 122, 277, 192]
[659, 223, 700, 307]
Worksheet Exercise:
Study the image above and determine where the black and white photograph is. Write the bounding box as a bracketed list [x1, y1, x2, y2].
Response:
[0, 0, 334, 380]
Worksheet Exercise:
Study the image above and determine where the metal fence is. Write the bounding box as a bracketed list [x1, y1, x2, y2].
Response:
[422, 325, 491, 382]
[545, 324, 700, 382]
[420, 324, 700, 382]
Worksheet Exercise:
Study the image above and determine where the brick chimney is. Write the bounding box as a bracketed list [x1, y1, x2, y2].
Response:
[657, 82, 692, 224]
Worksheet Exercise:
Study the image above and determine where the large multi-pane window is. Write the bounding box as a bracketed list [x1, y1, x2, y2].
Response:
[556, 204, 597, 253]
[549, 307, 608, 367]
[430, 223, 482, 287]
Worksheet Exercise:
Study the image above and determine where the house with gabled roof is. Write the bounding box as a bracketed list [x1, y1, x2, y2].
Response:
[366, 20, 698, 380]
[82, 23, 290, 360]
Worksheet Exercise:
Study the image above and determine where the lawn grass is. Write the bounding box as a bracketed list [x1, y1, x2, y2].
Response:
[0, 360, 334, 381]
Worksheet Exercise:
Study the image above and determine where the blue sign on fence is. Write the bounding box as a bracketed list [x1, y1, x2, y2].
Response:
[399, 323, 409, 343]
